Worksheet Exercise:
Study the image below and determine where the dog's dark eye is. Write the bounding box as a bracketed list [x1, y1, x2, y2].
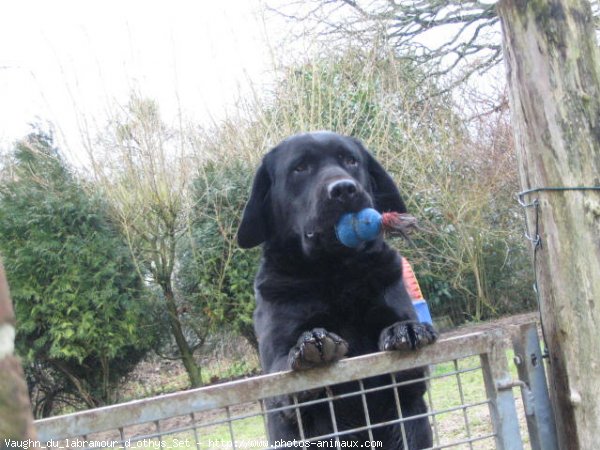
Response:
[338, 153, 359, 167]
[345, 156, 358, 167]
[294, 162, 308, 173]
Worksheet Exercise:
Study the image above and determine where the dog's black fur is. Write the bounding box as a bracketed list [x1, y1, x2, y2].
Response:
[237, 131, 437, 449]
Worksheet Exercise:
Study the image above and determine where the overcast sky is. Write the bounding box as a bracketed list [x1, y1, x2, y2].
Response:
[0, 0, 284, 164]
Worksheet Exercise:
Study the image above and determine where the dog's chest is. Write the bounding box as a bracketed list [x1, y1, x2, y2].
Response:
[325, 267, 385, 303]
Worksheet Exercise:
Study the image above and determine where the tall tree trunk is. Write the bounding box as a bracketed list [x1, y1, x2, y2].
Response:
[498, 0, 600, 447]
[0, 261, 38, 442]
[163, 282, 203, 388]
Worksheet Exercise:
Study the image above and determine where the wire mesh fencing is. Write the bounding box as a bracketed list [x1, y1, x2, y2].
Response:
[34, 323, 556, 450]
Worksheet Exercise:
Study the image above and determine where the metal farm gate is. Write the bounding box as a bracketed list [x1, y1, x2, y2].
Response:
[34, 323, 557, 450]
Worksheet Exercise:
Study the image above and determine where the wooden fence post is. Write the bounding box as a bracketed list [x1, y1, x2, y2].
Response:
[0, 260, 38, 441]
[497, 0, 600, 448]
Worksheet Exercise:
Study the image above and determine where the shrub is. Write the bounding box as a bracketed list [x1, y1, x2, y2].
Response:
[0, 131, 157, 416]
[177, 160, 260, 348]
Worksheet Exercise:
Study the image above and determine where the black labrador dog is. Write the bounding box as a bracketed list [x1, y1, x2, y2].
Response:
[237, 131, 437, 449]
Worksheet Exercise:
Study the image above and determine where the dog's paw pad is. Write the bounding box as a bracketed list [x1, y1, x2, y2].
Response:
[289, 328, 349, 370]
[379, 321, 437, 352]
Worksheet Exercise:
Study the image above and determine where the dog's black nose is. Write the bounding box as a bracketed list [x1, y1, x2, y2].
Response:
[328, 179, 357, 202]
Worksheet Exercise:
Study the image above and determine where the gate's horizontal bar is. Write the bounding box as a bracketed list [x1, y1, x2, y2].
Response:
[36, 328, 507, 441]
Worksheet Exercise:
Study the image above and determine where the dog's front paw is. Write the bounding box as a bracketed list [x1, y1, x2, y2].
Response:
[379, 321, 437, 352]
[288, 328, 349, 371]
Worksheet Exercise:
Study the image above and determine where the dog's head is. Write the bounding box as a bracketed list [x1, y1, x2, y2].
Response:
[237, 132, 406, 257]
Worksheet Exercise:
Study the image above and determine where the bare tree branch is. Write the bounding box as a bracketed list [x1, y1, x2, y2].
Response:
[266, 0, 519, 86]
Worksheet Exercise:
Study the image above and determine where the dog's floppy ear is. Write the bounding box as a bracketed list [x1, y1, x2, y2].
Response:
[358, 144, 407, 213]
[237, 161, 272, 248]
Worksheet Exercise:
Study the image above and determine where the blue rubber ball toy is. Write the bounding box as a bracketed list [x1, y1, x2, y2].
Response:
[335, 208, 383, 248]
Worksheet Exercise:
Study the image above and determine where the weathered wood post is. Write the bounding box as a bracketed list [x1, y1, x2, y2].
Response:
[497, 0, 600, 447]
[0, 260, 38, 441]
